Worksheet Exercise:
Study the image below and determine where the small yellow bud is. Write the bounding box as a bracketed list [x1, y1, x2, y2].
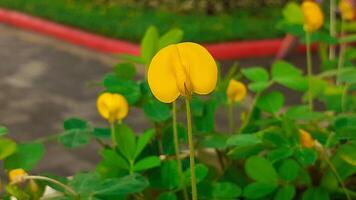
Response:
[9, 168, 28, 183]
[301, 1, 324, 32]
[97, 92, 129, 123]
[226, 79, 247, 103]
[299, 129, 315, 148]
[339, 0, 355, 20]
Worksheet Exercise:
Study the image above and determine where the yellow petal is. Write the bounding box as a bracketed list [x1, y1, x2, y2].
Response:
[97, 93, 129, 123]
[227, 79, 247, 103]
[148, 45, 180, 103]
[177, 42, 218, 95]
[302, 1, 324, 32]
[339, 0, 355, 20]
[9, 168, 27, 183]
[147, 42, 217, 103]
[299, 129, 315, 148]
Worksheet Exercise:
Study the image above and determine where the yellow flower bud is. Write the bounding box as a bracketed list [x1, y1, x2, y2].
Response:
[301, 1, 324, 32]
[29, 180, 39, 193]
[226, 79, 247, 103]
[97, 92, 128, 123]
[9, 168, 28, 183]
[339, 0, 355, 20]
[299, 129, 315, 148]
[147, 42, 218, 103]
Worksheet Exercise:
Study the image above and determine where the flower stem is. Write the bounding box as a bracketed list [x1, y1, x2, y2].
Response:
[172, 101, 189, 200]
[110, 122, 117, 148]
[185, 98, 197, 200]
[337, 20, 346, 85]
[228, 103, 234, 134]
[329, 0, 336, 60]
[321, 151, 351, 200]
[24, 175, 78, 199]
[306, 32, 314, 111]
[239, 92, 261, 133]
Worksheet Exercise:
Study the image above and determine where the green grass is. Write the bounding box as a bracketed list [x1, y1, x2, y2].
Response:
[0, 0, 284, 43]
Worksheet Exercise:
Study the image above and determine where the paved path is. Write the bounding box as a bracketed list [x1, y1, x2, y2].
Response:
[0, 24, 316, 176]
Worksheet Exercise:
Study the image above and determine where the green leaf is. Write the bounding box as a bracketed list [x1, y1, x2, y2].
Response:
[248, 81, 271, 93]
[141, 26, 159, 64]
[338, 143, 356, 166]
[241, 67, 269, 82]
[302, 187, 330, 200]
[94, 174, 149, 196]
[211, 182, 242, 199]
[161, 160, 180, 189]
[274, 185, 295, 200]
[143, 100, 171, 122]
[158, 28, 184, 50]
[245, 156, 278, 184]
[6, 185, 30, 200]
[92, 128, 110, 139]
[200, 134, 227, 149]
[101, 149, 130, 170]
[157, 192, 177, 200]
[226, 134, 262, 148]
[133, 156, 160, 172]
[271, 61, 307, 91]
[58, 129, 90, 148]
[63, 118, 88, 130]
[4, 142, 44, 170]
[114, 62, 137, 80]
[185, 164, 208, 185]
[279, 159, 300, 181]
[243, 182, 277, 199]
[256, 91, 284, 113]
[134, 129, 155, 159]
[0, 138, 16, 160]
[282, 2, 303, 24]
[103, 74, 141, 105]
[339, 68, 356, 84]
[115, 124, 136, 161]
[295, 148, 317, 166]
[268, 148, 293, 163]
[0, 126, 8, 136]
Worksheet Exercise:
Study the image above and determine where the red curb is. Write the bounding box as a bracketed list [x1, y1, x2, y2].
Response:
[0, 8, 309, 60]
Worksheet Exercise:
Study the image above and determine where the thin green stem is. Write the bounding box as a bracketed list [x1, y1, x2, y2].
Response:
[306, 32, 314, 111]
[185, 98, 197, 200]
[172, 101, 189, 200]
[228, 103, 234, 134]
[110, 122, 117, 148]
[338, 20, 346, 86]
[329, 0, 336, 60]
[23, 175, 79, 199]
[341, 84, 349, 112]
[322, 153, 351, 200]
[239, 93, 261, 133]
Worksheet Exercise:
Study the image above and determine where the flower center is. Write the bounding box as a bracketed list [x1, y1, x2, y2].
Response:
[173, 45, 192, 97]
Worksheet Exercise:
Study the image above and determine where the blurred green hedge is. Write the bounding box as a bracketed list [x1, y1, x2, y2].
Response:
[0, 0, 284, 43]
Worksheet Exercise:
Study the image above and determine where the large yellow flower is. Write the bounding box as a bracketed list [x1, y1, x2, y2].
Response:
[97, 92, 128, 123]
[226, 79, 247, 103]
[301, 1, 324, 32]
[339, 0, 355, 20]
[147, 42, 217, 103]
[299, 129, 315, 148]
[9, 168, 28, 183]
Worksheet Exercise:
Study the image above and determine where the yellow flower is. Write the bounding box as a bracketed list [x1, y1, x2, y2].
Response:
[147, 42, 217, 103]
[97, 92, 128, 123]
[339, 0, 355, 20]
[9, 168, 28, 183]
[301, 1, 324, 32]
[226, 79, 247, 103]
[299, 129, 315, 148]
